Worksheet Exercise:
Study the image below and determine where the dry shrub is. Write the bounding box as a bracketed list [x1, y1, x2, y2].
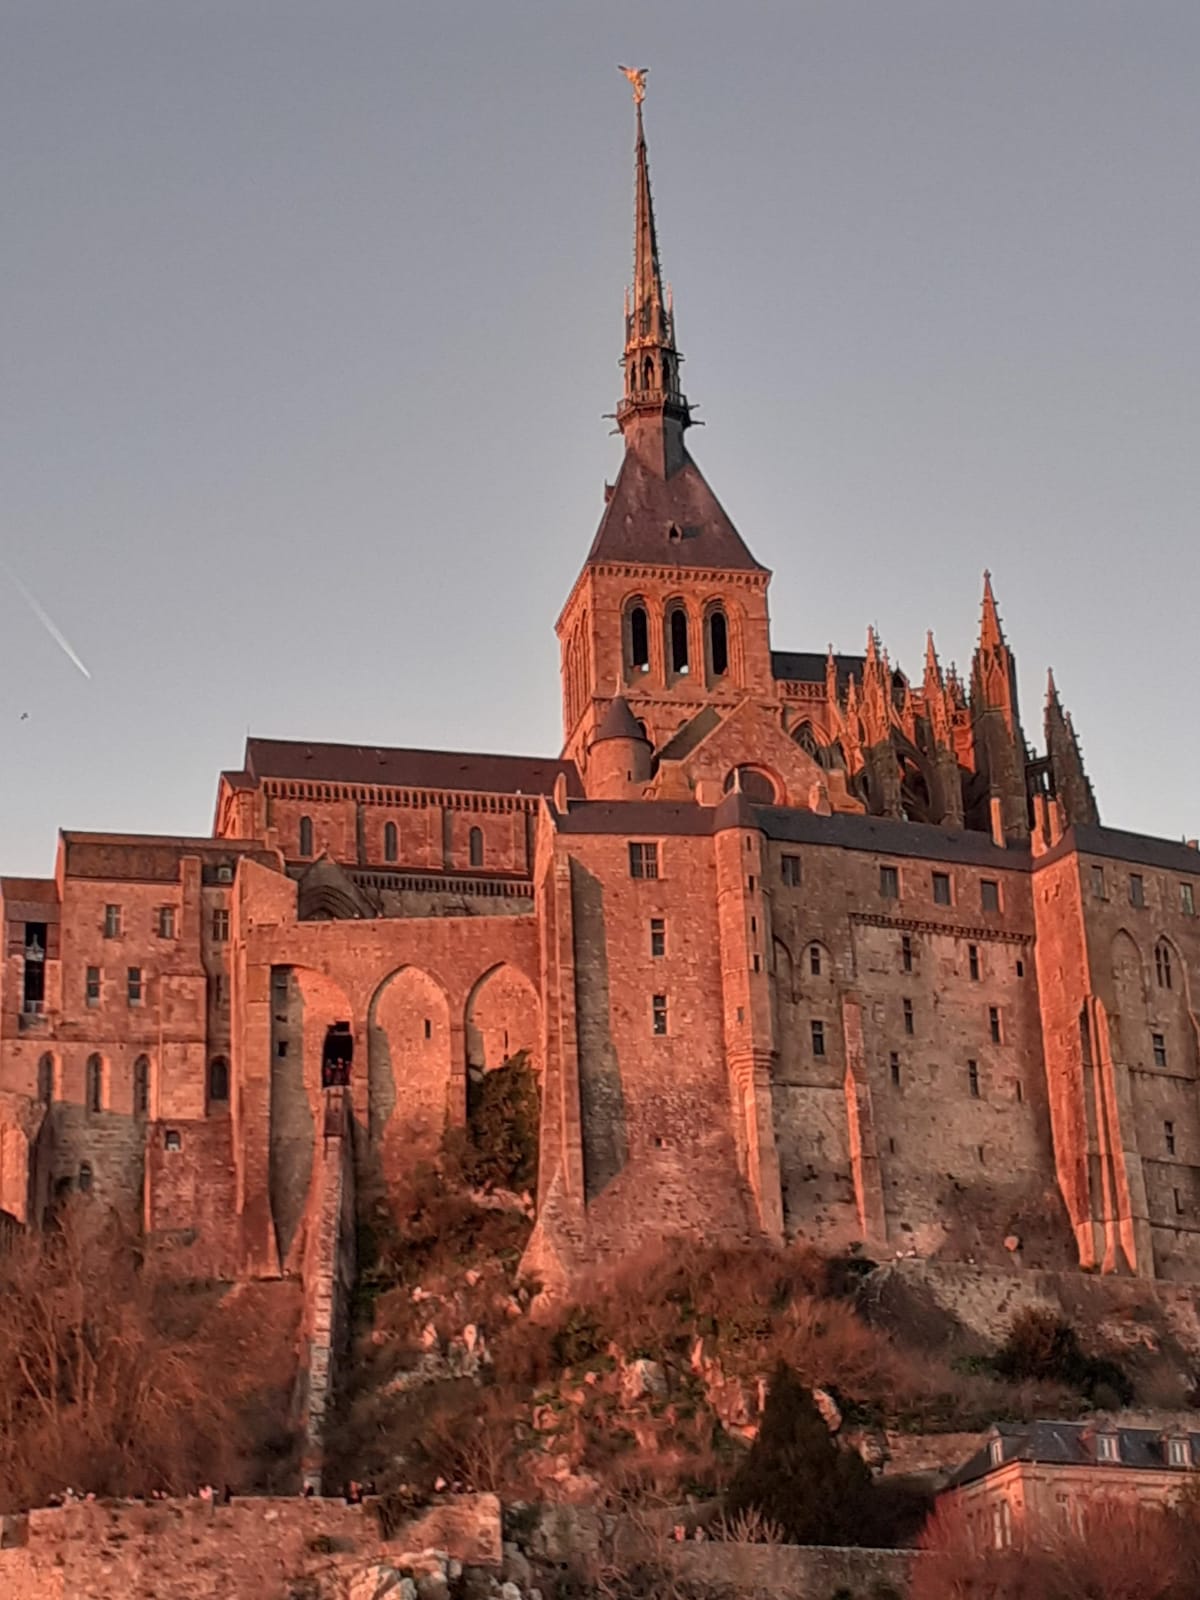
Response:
[0, 1204, 300, 1510]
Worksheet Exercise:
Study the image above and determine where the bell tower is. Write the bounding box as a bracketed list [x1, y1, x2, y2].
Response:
[557, 71, 774, 780]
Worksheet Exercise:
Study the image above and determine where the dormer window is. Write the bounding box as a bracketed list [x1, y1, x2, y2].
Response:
[989, 1437, 1004, 1467]
[1096, 1431, 1121, 1463]
[1166, 1436, 1192, 1469]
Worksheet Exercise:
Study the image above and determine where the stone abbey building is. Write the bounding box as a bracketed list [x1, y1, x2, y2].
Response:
[3, 98, 1199, 1294]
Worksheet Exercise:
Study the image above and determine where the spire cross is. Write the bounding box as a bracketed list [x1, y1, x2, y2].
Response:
[619, 65, 648, 105]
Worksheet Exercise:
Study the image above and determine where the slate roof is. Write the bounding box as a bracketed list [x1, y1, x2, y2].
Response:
[592, 697, 648, 744]
[949, 1421, 1200, 1488]
[771, 650, 865, 690]
[243, 738, 583, 799]
[586, 447, 764, 572]
[1038, 823, 1200, 879]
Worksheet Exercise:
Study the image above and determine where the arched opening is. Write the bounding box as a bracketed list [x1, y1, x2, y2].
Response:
[207, 1055, 230, 1107]
[37, 1053, 53, 1106]
[299, 815, 313, 857]
[723, 766, 779, 804]
[77, 1163, 93, 1195]
[469, 827, 484, 868]
[368, 967, 452, 1174]
[85, 1054, 103, 1114]
[643, 355, 654, 390]
[793, 721, 820, 760]
[667, 605, 689, 675]
[464, 963, 542, 1193]
[707, 607, 729, 678]
[627, 602, 650, 673]
[320, 1025, 352, 1089]
[133, 1054, 150, 1117]
[1155, 940, 1173, 990]
[383, 821, 398, 863]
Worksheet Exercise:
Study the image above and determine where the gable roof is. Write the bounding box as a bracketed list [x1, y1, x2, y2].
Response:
[586, 447, 764, 572]
[949, 1420, 1200, 1488]
[243, 738, 582, 799]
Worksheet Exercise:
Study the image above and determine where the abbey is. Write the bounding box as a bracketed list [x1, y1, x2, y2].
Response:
[2, 97, 1199, 1293]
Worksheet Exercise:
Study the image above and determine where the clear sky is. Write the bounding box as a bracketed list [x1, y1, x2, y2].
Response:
[3, 2, 1198, 876]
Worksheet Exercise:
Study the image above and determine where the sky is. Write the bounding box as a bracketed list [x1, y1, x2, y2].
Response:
[3, 2, 1198, 875]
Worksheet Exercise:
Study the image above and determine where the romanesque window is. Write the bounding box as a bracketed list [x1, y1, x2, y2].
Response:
[652, 994, 668, 1035]
[134, 1055, 150, 1117]
[629, 842, 659, 880]
[212, 908, 230, 941]
[78, 1163, 93, 1194]
[968, 1060, 980, 1098]
[707, 607, 729, 678]
[1182, 882, 1196, 917]
[85, 965, 101, 1006]
[650, 917, 665, 958]
[1129, 873, 1146, 909]
[989, 1006, 1002, 1044]
[981, 879, 1000, 913]
[781, 855, 801, 888]
[880, 865, 899, 899]
[208, 1056, 230, 1105]
[157, 905, 176, 939]
[1091, 865, 1107, 900]
[1153, 1032, 1168, 1068]
[809, 945, 821, 977]
[1165, 1120, 1176, 1156]
[810, 1019, 826, 1057]
[469, 827, 484, 868]
[37, 1053, 54, 1105]
[86, 1054, 103, 1114]
[932, 872, 951, 906]
[127, 967, 143, 1006]
[104, 904, 121, 938]
[627, 602, 650, 673]
[903, 998, 914, 1035]
[1155, 941, 1173, 989]
[667, 604, 689, 675]
[299, 815, 314, 857]
[968, 944, 980, 981]
[384, 821, 398, 862]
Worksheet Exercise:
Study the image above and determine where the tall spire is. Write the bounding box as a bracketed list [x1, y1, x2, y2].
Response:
[616, 69, 691, 459]
[1045, 669, 1099, 827]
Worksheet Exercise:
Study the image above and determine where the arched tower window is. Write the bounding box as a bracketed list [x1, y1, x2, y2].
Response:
[86, 1054, 103, 1114]
[643, 355, 654, 390]
[706, 606, 729, 679]
[207, 1056, 229, 1107]
[469, 827, 484, 868]
[133, 1055, 150, 1117]
[383, 821, 398, 863]
[667, 604, 689, 676]
[627, 603, 650, 673]
[724, 766, 780, 804]
[299, 815, 313, 857]
[1155, 940, 1174, 990]
[37, 1053, 54, 1106]
[78, 1162, 93, 1194]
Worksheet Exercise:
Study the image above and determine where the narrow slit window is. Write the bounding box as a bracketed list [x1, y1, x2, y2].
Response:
[86, 1054, 103, 1114]
[207, 1056, 230, 1105]
[85, 966, 101, 1007]
[650, 917, 665, 957]
[629, 604, 650, 671]
[989, 1006, 1002, 1044]
[299, 815, 314, 856]
[134, 1055, 150, 1117]
[1153, 1032, 1167, 1068]
[901, 934, 913, 973]
[708, 608, 729, 677]
[811, 1019, 826, 1057]
[1181, 882, 1196, 917]
[469, 827, 484, 868]
[127, 966, 143, 1006]
[384, 821, 398, 862]
[1165, 1120, 1176, 1156]
[968, 944, 980, 980]
[668, 607, 689, 674]
[809, 945, 821, 977]
[968, 1060, 980, 1098]
[903, 998, 914, 1035]
[652, 994, 668, 1035]
[890, 1052, 901, 1087]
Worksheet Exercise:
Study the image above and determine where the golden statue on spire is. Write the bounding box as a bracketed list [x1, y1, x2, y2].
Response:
[618, 65, 648, 105]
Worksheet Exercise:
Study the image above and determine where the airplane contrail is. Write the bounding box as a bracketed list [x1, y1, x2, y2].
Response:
[1, 560, 92, 680]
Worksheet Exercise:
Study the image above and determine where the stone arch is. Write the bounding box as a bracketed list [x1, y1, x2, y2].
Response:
[465, 962, 541, 1076]
[723, 764, 782, 805]
[270, 965, 355, 1266]
[1149, 932, 1198, 1078]
[368, 966, 453, 1176]
[1110, 929, 1146, 1064]
[623, 595, 651, 677]
[802, 938, 835, 984]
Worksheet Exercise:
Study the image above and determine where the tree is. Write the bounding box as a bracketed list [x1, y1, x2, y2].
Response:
[726, 1361, 902, 1546]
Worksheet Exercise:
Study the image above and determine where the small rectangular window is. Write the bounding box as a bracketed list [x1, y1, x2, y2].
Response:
[968, 1060, 980, 1098]
[652, 993, 668, 1035]
[1091, 864, 1106, 899]
[880, 865, 899, 899]
[1153, 1032, 1167, 1067]
[1165, 1120, 1176, 1157]
[901, 934, 914, 973]
[1014, 1077, 1024, 1103]
[276, 1039, 288, 1058]
[752, 953, 761, 973]
[629, 842, 659, 880]
[164, 1129, 182, 1152]
[811, 1019, 826, 1057]
[650, 917, 665, 958]
[932, 871, 951, 906]
[981, 879, 1000, 913]
[212, 908, 231, 942]
[127, 967, 143, 1006]
[903, 998, 914, 1035]
[968, 944, 980, 981]
[1016, 959, 1025, 978]
[157, 906, 176, 939]
[809, 945, 821, 977]
[1182, 882, 1196, 917]
[989, 1006, 1002, 1044]
[103, 904, 121, 938]
[890, 1052, 901, 1087]
[1174, 1189, 1185, 1219]
[1129, 874, 1146, 908]
[424, 1017, 432, 1039]
[781, 854, 801, 887]
[85, 966, 100, 1006]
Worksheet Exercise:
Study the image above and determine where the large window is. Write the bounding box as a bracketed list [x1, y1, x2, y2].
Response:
[629, 842, 659, 880]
